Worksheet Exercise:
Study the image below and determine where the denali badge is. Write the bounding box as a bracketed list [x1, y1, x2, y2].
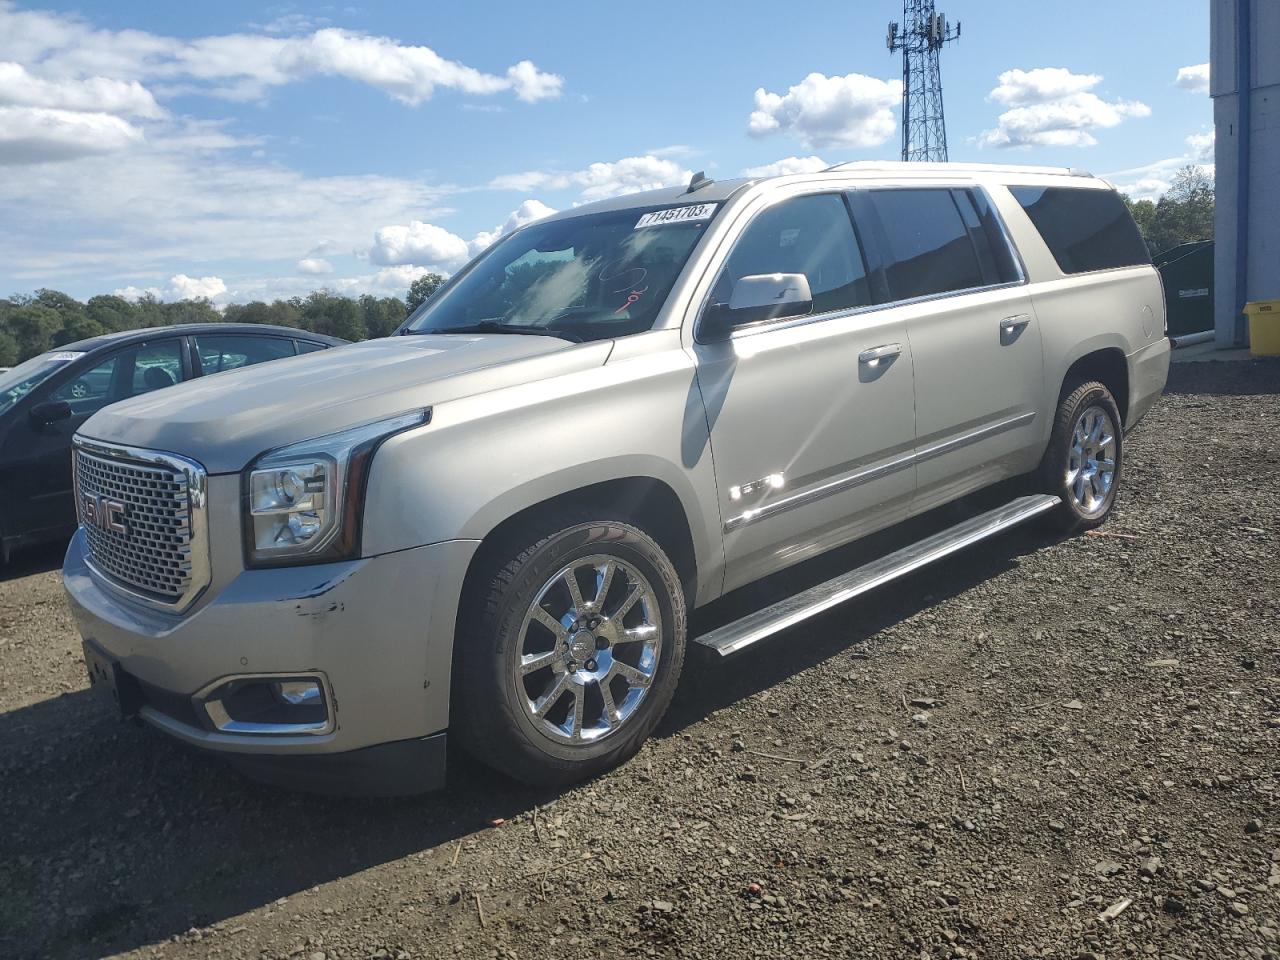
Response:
[82, 492, 128, 535]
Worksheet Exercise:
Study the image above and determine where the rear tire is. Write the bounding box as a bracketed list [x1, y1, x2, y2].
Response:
[1039, 380, 1123, 533]
[453, 511, 686, 786]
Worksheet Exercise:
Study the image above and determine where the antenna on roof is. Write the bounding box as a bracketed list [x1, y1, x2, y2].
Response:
[686, 171, 713, 193]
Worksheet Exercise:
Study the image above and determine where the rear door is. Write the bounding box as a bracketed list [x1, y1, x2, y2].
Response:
[853, 186, 1044, 512]
[191, 333, 297, 377]
[691, 191, 917, 593]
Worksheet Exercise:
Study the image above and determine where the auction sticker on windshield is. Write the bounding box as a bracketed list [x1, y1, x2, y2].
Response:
[634, 204, 717, 229]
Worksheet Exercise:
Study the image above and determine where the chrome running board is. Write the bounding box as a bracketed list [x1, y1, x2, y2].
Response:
[694, 494, 1061, 657]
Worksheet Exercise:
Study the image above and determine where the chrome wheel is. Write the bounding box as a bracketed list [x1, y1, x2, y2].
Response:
[1067, 404, 1117, 515]
[70, 381, 88, 399]
[515, 555, 662, 745]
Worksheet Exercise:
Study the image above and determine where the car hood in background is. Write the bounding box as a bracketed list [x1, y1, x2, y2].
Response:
[79, 334, 611, 473]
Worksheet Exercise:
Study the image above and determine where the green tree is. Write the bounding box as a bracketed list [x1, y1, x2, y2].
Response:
[301, 291, 366, 341]
[130, 293, 169, 329]
[359, 294, 408, 338]
[0, 331, 17, 366]
[1124, 198, 1157, 245]
[162, 299, 221, 325]
[4, 304, 62, 360]
[406, 273, 445, 313]
[86, 294, 138, 333]
[1125, 165, 1214, 255]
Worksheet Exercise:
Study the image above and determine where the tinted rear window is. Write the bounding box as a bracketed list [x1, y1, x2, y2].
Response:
[1010, 186, 1150, 274]
[864, 189, 985, 300]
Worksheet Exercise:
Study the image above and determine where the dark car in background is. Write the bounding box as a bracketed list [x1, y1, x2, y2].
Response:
[0, 323, 346, 560]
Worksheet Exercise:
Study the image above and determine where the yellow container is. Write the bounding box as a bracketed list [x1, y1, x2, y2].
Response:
[1246, 300, 1280, 357]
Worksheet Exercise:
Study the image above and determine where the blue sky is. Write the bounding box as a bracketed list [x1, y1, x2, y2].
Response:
[0, 0, 1212, 305]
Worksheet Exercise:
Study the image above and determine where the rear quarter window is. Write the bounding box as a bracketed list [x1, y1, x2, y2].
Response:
[1009, 186, 1150, 274]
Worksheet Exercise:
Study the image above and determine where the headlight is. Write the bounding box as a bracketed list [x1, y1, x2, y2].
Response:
[243, 409, 429, 567]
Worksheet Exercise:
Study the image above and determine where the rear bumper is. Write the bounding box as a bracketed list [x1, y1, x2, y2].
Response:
[1126, 337, 1171, 429]
[64, 528, 478, 792]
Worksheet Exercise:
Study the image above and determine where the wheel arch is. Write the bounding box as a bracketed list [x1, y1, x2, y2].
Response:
[1060, 346, 1130, 426]
[458, 474, 700, 608]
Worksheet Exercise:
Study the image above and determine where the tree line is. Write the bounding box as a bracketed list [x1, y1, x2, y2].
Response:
[0, 273, 445, 367]
[1123, 164, 1215, 257]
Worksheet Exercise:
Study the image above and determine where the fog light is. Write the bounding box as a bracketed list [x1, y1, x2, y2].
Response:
[196, 674, 332, 735]
[272, 680, 322, 706]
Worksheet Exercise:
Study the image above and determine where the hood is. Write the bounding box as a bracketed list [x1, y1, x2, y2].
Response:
[80, 334, 610, 473]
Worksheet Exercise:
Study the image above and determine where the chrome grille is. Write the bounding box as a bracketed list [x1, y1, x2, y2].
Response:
[73, 441, 210, 610]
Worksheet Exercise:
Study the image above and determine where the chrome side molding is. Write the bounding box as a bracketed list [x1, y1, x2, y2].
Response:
[723, 411, 1036, 532]
[696, 493, 1061, 657]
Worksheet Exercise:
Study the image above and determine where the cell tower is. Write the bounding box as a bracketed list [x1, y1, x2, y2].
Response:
[887, 1, 961, 162]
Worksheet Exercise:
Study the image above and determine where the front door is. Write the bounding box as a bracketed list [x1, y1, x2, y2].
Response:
[691, 192, 917, 594]
[6, 338, 187, 538]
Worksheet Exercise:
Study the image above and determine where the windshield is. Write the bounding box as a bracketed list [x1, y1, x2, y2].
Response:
[0, 350, 85, 416]
[403, 202, 719, 342]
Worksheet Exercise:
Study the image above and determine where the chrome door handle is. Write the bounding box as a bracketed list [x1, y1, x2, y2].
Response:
[858, 343, 902, 364]
[1000, 314, 1032, 333]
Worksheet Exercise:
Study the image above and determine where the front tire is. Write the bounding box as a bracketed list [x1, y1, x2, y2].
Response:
[453, 512, 687, 786]
[1039, 380, 1123, 532]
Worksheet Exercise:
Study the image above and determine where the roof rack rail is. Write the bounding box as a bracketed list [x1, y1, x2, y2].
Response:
[817, 160, 1095, 177]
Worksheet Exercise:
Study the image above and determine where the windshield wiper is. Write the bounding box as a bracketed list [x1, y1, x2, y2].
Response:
[405, 321, 582, 342]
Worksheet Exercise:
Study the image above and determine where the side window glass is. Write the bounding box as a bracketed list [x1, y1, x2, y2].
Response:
[131, 341, 184, 395]
[865, 189, 985, 301]
[194, 335, 296, 375]
[295, 340, 326, 355]
[51, 356, 119, 415]
[1009, 186, 1151, 273]
[711, 194, 870, 318]
[954, 189, 1021, 285]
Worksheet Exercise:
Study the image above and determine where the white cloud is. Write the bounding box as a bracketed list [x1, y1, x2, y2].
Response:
[1116, 178, 1172, 202]
[370, 199, 557, 274]
[168, 273, 227, 299]
[113, 284, 162, 301]
[505, 59, 563, 103]
[1176, 63, 1210, 94]
[369, 220, 471, 270]
[297, 257, 333, 274]
[1105, 133, 1216, 200]
[469, 198, 556, 254]
[747, 72, 901, 150]
[0, 60, 163, 116]
[0, 5, 563, 107]
[1187, 130, 1214, 163]
[0, 137, 453, 277]
[0, 105, 142, 164]
[988, 67, 1102, 106]
[490, 154, 691, 201]
[741, 155, 829, 178]
[115, 274, 226, 301]
[979, 68, 1149, 149]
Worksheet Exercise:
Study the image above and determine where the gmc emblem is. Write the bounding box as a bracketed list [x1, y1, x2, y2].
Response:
[82, 493, 128, 535]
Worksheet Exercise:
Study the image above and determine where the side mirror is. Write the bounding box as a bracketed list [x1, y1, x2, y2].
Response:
[29, 400, 72, 426]
[698, 273, 813, 342]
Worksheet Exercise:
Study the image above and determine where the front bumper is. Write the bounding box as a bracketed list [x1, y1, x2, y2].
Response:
[64, 529, 478, 792]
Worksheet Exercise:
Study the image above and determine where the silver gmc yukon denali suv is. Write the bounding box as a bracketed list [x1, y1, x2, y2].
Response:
[64, 163, 1170, 793]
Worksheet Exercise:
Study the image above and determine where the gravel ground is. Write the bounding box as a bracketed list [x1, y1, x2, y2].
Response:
[1, 358, 1277, 960]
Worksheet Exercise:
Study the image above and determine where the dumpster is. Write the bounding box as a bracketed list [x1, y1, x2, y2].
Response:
[1154, 240, 1214, 337]
[1245, 301, 1280, 357]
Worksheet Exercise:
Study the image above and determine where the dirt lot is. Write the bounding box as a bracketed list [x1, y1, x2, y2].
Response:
[1, 359, 1277, 960]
